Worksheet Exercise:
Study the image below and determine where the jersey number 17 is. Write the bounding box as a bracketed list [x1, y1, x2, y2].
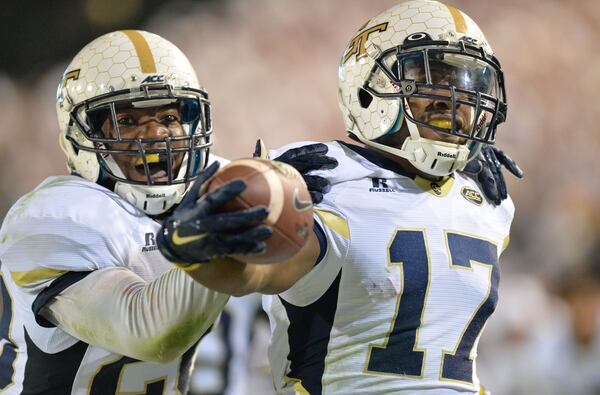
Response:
[365, 229, 499, 385]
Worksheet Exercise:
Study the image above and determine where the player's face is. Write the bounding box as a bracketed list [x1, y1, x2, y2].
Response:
[401, 54, 498, 145]
[100, 105, 186, 183]
[404, 59, 472, 145]
[406, 96, 468, 145]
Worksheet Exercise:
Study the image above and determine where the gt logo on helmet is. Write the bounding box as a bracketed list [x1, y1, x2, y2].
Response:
[342, 23, 388, 64]
[61, 69, 81, 88]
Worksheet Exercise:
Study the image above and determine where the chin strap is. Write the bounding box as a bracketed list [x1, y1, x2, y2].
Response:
[350, 99, 470, 177]
[114, 182, 186, 216]
[402, 100, 470, 175]
[105, 153, 191, 216]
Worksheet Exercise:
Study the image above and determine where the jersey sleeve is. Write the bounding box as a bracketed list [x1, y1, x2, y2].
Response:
[498, 194, 516, 257]
[0, 177, 131, 352]
[266, 141, 362, 306]
[2, 215, 124, 275]
[1, 196, 128, 297]
[279, 192, 351, 307]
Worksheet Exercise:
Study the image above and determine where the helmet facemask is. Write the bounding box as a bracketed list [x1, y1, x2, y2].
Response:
[347, 37, 507, 176]
[67, 84, 212, 214]
[56, 30, 212, 216]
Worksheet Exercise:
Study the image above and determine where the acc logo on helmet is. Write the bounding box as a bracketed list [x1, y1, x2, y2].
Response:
[141, 75, 165, 84]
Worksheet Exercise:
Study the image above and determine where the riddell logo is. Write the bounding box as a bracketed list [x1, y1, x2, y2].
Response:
[437, 152, 457, 159]
[475, 113, 488, 132]
[146, 193, 166, 198]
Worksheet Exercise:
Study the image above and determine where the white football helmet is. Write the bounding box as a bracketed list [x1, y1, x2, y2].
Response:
[338, 0, 506, 176]
[56, 30, 212, 216]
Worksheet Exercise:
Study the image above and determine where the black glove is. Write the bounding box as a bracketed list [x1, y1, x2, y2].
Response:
[157, 161, 273, 265]
[462, 145, 524, 205]
[253, 139, 338, 204]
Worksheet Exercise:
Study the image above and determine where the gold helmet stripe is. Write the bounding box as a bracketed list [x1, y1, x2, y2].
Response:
[445, 4, 468, 34]
[120, 30, 157, 73]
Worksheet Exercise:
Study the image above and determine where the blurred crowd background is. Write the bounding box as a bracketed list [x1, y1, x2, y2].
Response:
[1, 0, 599, 394]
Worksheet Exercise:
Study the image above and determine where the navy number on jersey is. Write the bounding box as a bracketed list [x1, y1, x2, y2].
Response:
[90, 357, 180, 394]
[0, 272, 18, 390]
[366, 229, 428, 377]
[365, 229, 498, 384]
[441, 232, 499, 383]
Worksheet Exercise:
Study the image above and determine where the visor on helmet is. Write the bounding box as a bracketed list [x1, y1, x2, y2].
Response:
[362, 40, 507, 144]
[401, 52, 498, 96]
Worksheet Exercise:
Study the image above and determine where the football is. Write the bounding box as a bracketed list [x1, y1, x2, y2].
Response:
[206, 158, 314, 264]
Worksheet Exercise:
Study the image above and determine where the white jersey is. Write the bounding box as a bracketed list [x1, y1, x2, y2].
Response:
[263, 141, 514, 394]
[0, 155, 229, 395]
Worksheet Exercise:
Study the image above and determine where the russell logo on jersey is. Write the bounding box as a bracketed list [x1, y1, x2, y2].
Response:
[369, 178, 484, 206]
[369, 178, 395, 193]
[142, 232, 159, 252]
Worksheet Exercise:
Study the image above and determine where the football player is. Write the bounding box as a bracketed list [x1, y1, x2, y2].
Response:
[161, 1, 521, 394]
[0, 30, 333, 394]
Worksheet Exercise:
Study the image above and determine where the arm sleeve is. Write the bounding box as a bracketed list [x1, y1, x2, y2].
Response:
[279, 207, 351, 306]
[40, 266, 229, 364]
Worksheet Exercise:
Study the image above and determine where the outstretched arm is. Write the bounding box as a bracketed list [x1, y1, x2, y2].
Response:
[40, 266, 229, 364]
[180, 229, 321, 296]
[157, 142, 335, 296]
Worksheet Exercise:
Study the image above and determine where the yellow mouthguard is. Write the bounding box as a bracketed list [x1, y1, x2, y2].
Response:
[429, 119, 452, 129]
[135, 154, 159, 167]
